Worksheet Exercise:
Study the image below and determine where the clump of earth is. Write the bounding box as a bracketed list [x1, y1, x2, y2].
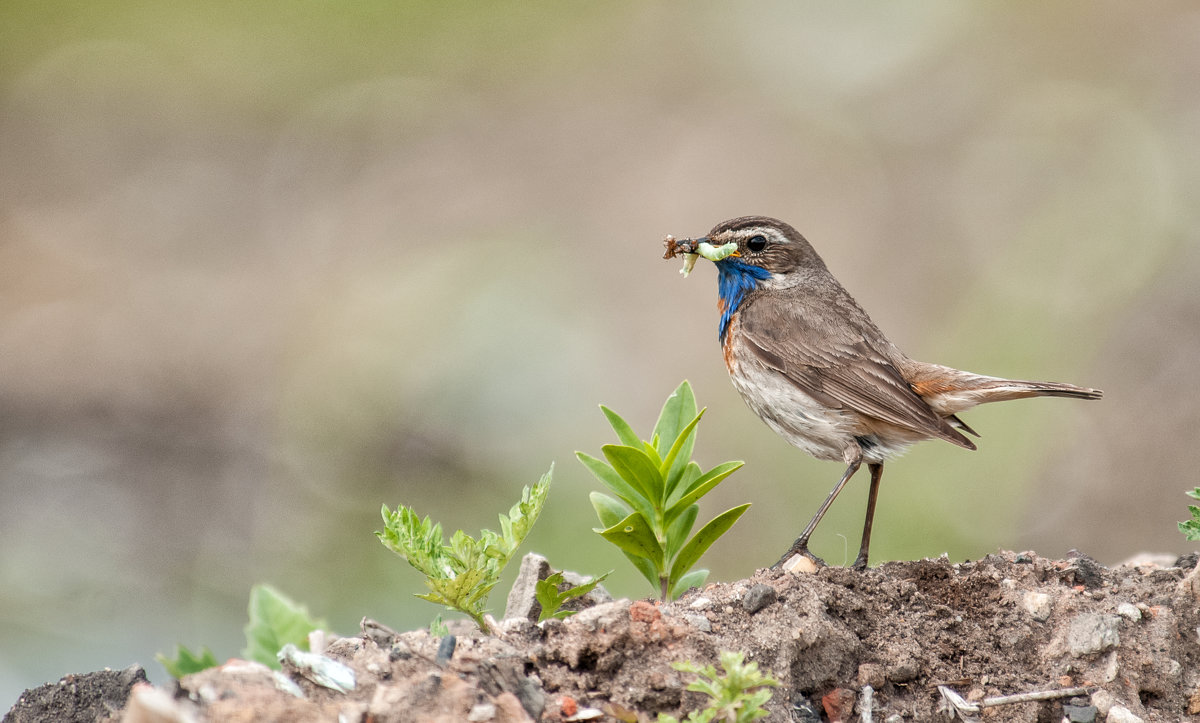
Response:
[8, 550, 1200, 722]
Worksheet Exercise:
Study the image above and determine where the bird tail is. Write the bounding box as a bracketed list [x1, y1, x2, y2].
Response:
[909, 366, 1103, 417]
[975, 379, 1104, 403]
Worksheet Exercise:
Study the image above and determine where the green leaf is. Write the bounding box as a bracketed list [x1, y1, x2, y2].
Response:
[601, 405, 642, 447]
[664, 502, 699, 561]
[669, 461, 744, 515]
[669, 504, 751, 585]
[577, 452, 657, 519]
[429, 615, 449, 637]
[377, 467, 552, 633]
[491, 466, 553, 561]
[603, 444, 665, 507]
[242, 584, 327, 669]
[652, 380, 698, 457]
[670, 568, 709, 600]
[660, 410, 704, 499]
[1187, 487, 1200, 500]
[590, 491, 632, 528]
[156, 645, 219, 679]
[642, 440, 664, 469]
[598, 511, 664, 564]
[535, 571, 613, 622]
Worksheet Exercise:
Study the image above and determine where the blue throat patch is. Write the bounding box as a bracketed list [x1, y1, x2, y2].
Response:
[716, 259, 772, 343]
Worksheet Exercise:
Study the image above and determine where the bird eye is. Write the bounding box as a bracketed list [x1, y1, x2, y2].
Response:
[746, 234, 768, 253]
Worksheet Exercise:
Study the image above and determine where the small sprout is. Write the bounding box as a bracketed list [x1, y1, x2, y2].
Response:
[243, 584, 328, 670]
[577, 381, 747, 601]
[535, 570, 612, 622]
[157, 584, 327, 679]
[377, 466, 552, 633]
[658, 650, 779, 723]
[1178, 487, 1200, 540]
[156, 645, 219, 679]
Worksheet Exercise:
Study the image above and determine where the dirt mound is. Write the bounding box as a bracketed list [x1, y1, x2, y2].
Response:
[10, 551, 1200, 722]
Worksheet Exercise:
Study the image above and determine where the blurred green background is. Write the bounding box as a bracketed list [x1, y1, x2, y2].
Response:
[2, 0, 1198, 703]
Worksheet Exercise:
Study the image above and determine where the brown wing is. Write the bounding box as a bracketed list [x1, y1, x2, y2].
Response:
[737, 292, 975, 450]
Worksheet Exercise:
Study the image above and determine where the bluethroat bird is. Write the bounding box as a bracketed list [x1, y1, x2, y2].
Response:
[663, 216, 1102, 570]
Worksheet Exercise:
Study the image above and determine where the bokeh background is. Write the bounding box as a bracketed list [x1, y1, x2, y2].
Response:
[2, 0, 1198, 703]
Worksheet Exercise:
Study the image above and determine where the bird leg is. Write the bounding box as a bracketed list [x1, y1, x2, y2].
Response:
[773, 459, 861, 569]
[852, 463, 884, 570]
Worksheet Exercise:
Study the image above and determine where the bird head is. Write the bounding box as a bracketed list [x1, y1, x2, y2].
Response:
[699, 216, 825, 277]
[664, 216, 827, 342]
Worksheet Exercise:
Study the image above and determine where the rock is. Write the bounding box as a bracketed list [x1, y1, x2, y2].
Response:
[1064, 613, 1121, 656]
[742, 584, 777, 614]
[6, 665, 148, 723]
[821, 687, 855, 723]
[887, 656, 920, 683]
[682, 613, 711, 632]
[1068, 553, 1107, 589]
[468, 702, 497, 721]
[122, 682, 197, 723]
[1022, 591, 1053, 621]
[1115, 602, 1141, 621]
[1105, 704, 1143, 723]
[781, 554, 820, 574]
[1063, 701, 1098, 722]
[1091, 689, 1116, 716]
[1178, 561, 1200, 602]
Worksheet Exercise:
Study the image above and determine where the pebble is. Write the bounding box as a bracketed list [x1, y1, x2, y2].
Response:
[1116, 602, 1141, 621]
[1063, 701, 1098, 722]
[742, 584, 777, 614]
[682, 613, 711, 632]
[1106, 705, 1143, 723]
[467, 702, 496, 721]
[821, 688, 856, 723]
[1066, 613, 1120, 655]
[782, 554, 820, 574]
[1091, 689, 1116, 715]
[1022, 591, 1053, 621]
[688, 596, 711, 610]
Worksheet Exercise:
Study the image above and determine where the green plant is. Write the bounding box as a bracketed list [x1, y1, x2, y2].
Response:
[658, 651, 779, 723]
[242, 583, 328, 669]
[157, 583, 326, 677]
[377, 466, 552, 633]
[534, 570, 612, 622]
[157, 644, 219, 679]
[577, 381, 748, 601]
[1179, 488, 1200, 540]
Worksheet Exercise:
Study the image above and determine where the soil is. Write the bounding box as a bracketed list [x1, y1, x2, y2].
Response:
[8, 550, 1200, 722]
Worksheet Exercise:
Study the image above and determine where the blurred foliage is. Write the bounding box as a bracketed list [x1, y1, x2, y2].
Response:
[2, 0, 1197, 706]
[155, 583, 324, 677]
